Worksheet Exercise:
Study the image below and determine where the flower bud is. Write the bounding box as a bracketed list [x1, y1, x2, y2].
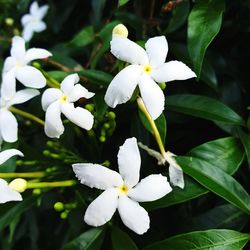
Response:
[5, 18, 14, 26]
[99, 136, 106, 142]
[9, 178, 27, 193]
[33, 188, 42, 195]
[107, 111, 116, 120]
[60, 211, 68, 219]
[112, 24, 128, 38]
[54, 202, 64, 212]
[159, 82, 166, 90]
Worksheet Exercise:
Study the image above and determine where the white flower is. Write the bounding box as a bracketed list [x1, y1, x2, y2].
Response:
[0, 74, 40, 143]
[21, 1, 49, 42]
[72, 137, 172, 234]
[42, 73, 95, 138]
[2, 36, 52, 90]
[105, 33, 196, 120]
[0, 149, 24, 204]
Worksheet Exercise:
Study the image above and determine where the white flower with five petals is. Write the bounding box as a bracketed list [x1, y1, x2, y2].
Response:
[105, 32, 196, 120]
[2, 36, 52, 90]
[21, 1, 49, 42]
[72, 137, 172, 234]
[42, 73, 95, 138]
[0, 149, 24, 204]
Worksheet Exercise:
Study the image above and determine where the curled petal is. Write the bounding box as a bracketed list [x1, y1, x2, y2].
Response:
[128, 174, 172, 202]
[151, 61, 196, 83]
[60, 74, 79, 95]
[84, 188, 119, 227]
[0, 149, 23, 165]
[72, 163, 123, 190]
[145, 36, 168, 68]
[25, 48, 52, 63]
[41, 88, 62, 111]
[118, 196, 150, 235]
[139, 75, 165, 120]
[104, 65, 141, 108]
[118, 137, 141, 188]
[0, 179, 22, 204]
[10, 36, 26, 61]
[10, 89, 40, 106]
[68, 84, 95, 102]
[111, 36, 148, 65]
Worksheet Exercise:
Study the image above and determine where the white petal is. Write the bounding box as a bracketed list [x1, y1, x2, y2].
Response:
[25, 48, 52, 63]
[37, 5, 49, 19]
[61, 103, 94, 130]
[145, 36, 168, 68]
[60, 74, 79, 95]
[41, 88, 62, 111]
[68, 84, 95, 102]
[16, 66, 46, 88]
[2, 57, 16, 73]
[139, 75, 165, 120]
[118, 196, 150, 235]
[1, 71, 16, 101]
[21, 14, 32, 26]
[118, 137, 141, 188]
[10, 36, 26, 61]
[104, 65, 141, 108]
[0, 179, 22, 204]
[128, 174, 172, 202]
[32, 21, 46, 32]
[22, 24, 34, 42]
[0, 110, 18, 142]
[169, 164, 185, 189]
[10, 89, 40, 106]
[44, 101, 64, 138]
[30, 1, 39, 14]
[111, 36, 148, 65]
[151, 61, 196, 83]
[72, 163, 123, 190]
[84, 188, 119, 226]
[0, 149, 23, 165]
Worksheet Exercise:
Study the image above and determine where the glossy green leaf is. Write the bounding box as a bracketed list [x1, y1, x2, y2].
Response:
[118, 0, 130, 7]
[63, 227, 105, 250]
[177, 156, 250, 215]
[143, 229, 250, 250]
[188, 0, 225, 77]
[111, 226, 138, 250]
[166, 94, 245, 126]
[237, 128, 250, 167]
[78, 69, 112, 85]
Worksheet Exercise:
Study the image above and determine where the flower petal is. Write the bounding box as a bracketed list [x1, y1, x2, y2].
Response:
[37, 5, 49, 19]
[84, 188, 119, 227]
[25, 48, 52, 63]
[16, 65, 46, 88]
[0, 179, 22, 204]
[1, 71, 16, 101]
[32, 21, 46, 32]
[151, 60, 196, 83]
[60, 74, 79, 95]
[44, 101, 64, 138]
[118, 137, 141, 188]
[2, 57, 16, 73]
[118, 196, 150, 235]
[104, 65, 141, 108]
[138, 75, 165, 120]
[68, 84, 95, 102]
[0, 149, 23, 165]
[21, 14, 32, 26]
[128, 174, 172, 202]
[72, 163, 123, 190]
[22, 24, 35, 42]
[10, 89, 40, 106]
[41, 88, 62, 111]
[30, 1, 39, 14]
[111, 36, 148, 65]
[10, 36, 26, 61]
[145, 36, 168, 68]
[61, 103, 94, 130]
[0, 110, 18, 143]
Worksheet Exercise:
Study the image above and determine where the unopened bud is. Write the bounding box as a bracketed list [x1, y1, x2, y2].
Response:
[5, 18, 14, 26]
[9, 178, 27, 193]
[159, 82, 166, 90]
[54, 202, 64, 212]
[112, 24, 128, 38]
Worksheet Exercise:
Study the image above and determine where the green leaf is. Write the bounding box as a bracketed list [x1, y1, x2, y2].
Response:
[78, 69, 112, 85]
[237, 128, 250, 167]
[188, 0, 225, 77]
[63, 227, 105, 250]
[111, 226, 138, 250]
[165, 94, 245, 126]
[118, 0, 130, 7]
[138, 110, 166, 143]
[176, 156, 250, 215]
[143, 229, 250, 250]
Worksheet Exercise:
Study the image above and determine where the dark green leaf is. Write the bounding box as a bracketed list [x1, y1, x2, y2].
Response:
[188, 0, 225, 77]
[237, 128, 250, 167]
[118, 0, 130, 7]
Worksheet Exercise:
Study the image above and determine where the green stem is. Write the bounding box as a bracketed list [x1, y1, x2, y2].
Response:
[26, 180, 77, 189]
[9, 107, 45, 126]
[137, 97, 166, 156]
[0, 172, 46, 178]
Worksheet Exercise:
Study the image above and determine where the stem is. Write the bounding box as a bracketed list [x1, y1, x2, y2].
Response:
[26, 180, 77, 189]
[0, 172, 46, 178]
[9, 107, 45, 126]
[137, 97, 166, 156]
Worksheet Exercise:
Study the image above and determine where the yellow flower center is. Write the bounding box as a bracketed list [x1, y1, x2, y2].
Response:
[143, 64, 152, 74]
[118, 184, 129, 195]
[59, 95, 68, 103]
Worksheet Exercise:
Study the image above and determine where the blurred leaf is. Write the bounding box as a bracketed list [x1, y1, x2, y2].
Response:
[118, 0, 130, 7]
[78, 69, 112, 85]
[63, 227, 105, 250]
[115, 12, 143, 32]
[91, 0, 106, 27]
[93, 93, 108, 119]
[166, 94, 245, 126]
[188, 0, 225, 77]
[237, 128, 250, 167]
[143, 229, 250, 250]
[111, 226, 138, 250]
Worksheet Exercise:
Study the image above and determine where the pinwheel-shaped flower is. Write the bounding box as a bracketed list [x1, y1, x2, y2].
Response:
[72, 137, 172, 234]
[42, 74, 95, 138]
[0, 149, 24, 204]
[105, 26, 196, 120]
[2, 36, 52, 90]
[21, 1, 49, 42]
[0, 75, 40, 143]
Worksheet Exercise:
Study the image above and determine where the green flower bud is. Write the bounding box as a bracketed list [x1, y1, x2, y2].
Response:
[158, 82, 166, 90]
[33, 189, 42, 195]
[5, 17, 14, 26]
[107, 111, 116, 120]
[99, 136, 106, 143]
[60, 211, 68, 219]
[85, 104, 94, 112]
[103, 123, 110, 129]
[54, 202, 64, 212]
